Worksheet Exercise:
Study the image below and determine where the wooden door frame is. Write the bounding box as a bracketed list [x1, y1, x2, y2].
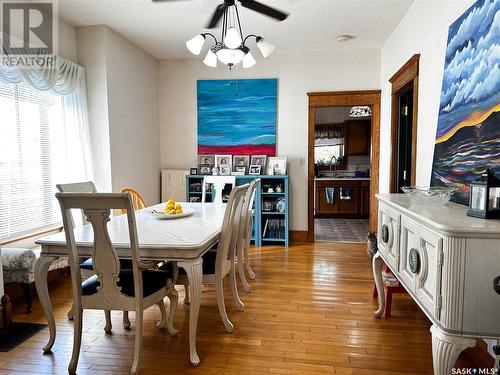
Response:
[307, 90, 381, 242]
[389, 54, 420, 192]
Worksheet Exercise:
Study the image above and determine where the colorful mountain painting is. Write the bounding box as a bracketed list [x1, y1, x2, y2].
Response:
[197, 79, 277, 156]
[431, 0, 500, 205]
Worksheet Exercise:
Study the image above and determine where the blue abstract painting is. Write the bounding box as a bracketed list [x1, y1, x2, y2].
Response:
[431, 0, 500, 205]
[197, 79, 277, 156]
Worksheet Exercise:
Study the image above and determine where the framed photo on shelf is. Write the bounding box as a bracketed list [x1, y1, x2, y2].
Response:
[190, 168, 198, 175]
[234, 166, 246, 173]
[266, 157, 287, 175]
[215, 154, 232, 171]
[198, 155, 214, 175]
[249, 165, 262, 175]
[219, 165, 231, 175]
[233, 155, 250, 173]
[250, 155, 267, 170]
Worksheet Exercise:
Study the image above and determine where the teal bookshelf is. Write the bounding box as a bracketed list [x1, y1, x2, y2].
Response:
[185, 175, 289, 247]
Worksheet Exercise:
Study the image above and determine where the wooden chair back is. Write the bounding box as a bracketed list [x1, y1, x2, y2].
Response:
[202, 176, 236, 204]
[239, 179, 260, 246]
[56, 181, 97, 228]
[216, 184, 249, 274]
[119, 188, 146, 214]
[56, 193, 142, 305]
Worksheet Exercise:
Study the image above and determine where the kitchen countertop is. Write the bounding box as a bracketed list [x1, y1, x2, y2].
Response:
[315, 177, 371, 181]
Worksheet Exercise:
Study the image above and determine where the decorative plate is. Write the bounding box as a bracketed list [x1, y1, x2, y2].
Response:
[150, 209, 194, 220]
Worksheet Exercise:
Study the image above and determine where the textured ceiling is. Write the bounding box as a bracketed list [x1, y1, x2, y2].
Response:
[59, 0, 414, 59]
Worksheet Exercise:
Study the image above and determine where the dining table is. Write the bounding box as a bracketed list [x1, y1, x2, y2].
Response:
[34, 202, 226, 366]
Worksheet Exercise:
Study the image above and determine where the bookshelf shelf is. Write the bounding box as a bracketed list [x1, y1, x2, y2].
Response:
[186, 174, 289, 247]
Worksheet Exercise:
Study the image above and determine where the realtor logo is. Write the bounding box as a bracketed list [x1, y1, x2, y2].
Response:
[1, 0, 58, 65]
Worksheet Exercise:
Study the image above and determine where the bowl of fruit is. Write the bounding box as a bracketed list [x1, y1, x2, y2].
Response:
[151, 200, 194, 220]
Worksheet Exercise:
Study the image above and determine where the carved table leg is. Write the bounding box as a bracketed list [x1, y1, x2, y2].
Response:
[372, 252, 385, 318]
[178, 258, 203, 366]
[1, 294, 12, 329]
[430, 325, 476, 375]
[34, 256, 58, 353]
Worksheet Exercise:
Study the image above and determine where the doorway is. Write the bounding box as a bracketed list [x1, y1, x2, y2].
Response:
[390, 54, 419, 192]
[307, 91, 381, 243]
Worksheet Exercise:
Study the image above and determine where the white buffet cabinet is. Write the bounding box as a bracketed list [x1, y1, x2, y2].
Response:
[373, 194, 500, 375]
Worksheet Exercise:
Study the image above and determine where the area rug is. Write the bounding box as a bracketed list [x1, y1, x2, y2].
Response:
[0, 322, 47, 352]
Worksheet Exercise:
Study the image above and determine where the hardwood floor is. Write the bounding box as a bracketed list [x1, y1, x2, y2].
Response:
[1, 243, 476, 374]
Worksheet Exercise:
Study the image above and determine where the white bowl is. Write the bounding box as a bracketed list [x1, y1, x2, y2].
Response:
[400, 186, 457, 206]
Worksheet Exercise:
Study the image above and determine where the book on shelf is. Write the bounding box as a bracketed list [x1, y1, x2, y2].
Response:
[262, 218, 286, 239]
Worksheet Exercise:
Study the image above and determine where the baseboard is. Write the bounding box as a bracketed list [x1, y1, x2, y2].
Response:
[464, 339, 495, 368]
[290, 231, 310, 244]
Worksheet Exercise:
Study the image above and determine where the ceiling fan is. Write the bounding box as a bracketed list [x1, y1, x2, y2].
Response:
[152, 0, 289, 29]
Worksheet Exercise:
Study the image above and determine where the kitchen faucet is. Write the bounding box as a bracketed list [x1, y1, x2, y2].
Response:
[329, 155, 338, 175]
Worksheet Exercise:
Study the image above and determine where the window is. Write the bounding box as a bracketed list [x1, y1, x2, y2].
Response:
[0, 80, 91, 241]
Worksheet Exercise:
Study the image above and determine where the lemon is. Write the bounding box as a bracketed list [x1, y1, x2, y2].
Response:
[167, 199, 175, 206]
[175, 203, 182, 209]
[175, 208, 183, 214]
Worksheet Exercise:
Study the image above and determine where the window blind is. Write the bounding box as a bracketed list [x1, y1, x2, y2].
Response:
[0, 80, 81, 241]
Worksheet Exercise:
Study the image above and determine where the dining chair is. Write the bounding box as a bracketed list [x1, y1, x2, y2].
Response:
[119, 188, 146, 214]
[201, 175, 236, 204]
[56, 192, 178, 375]
[236, 179, 260, 293]
[169, 183, 249, 333]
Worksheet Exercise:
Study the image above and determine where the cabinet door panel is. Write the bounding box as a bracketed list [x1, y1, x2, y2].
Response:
[317, 186, 339, 214]
[377, 204, 400, 271]
[399, 217, 419, 290]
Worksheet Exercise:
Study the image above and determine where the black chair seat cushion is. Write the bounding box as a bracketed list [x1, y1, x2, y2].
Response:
[80, 258, 133, 271]
[81, 269, 171, 297]
[159, 250, 218, 276]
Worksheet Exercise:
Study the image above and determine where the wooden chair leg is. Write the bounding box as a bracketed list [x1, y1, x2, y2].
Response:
[183, 284, 190, 304]
[385, 288, 393, 318]
[167, 289, 179, 336]
[67, 304, 75, 320]
[244, 244, 256, 280]
[123, 311, 131, 329]
[1, 295, 12, 329]
[156, 300, 166, 330]
[68, 308, 83, 375]
[104, 310, 112, 334]
[237, 246, 251, 293]
[131, 308, 143, 375]
[215, 276, 233, 333]
[229, 261, 244, 312]
[20, 283, 33, 313]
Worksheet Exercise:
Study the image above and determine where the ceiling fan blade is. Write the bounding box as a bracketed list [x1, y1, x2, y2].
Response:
[239, 0, 288, 22]
[206, 3, 226, 29]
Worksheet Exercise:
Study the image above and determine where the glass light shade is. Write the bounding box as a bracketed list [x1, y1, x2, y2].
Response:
[216, 47, 245, 66]
[242, 51, 256, 68]
[256, 37, 275, 58]
[224, 27, 242, 49]
[203, 50, 217, 67]
[186, 34, 206, 55]
[349, 106, 372, 117]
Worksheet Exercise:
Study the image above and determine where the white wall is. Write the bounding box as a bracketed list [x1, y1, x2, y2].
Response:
[58, 18, 77, 62]
[158, 49, 380, 231]
[379, 0, 475, 193]
[76, 26, 113, 193]
[76, 25, 161, 204]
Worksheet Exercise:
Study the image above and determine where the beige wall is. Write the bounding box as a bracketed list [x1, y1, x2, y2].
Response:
[157, 49, 381, 231]
[379, 0, 475, 193]
[75, 25, 161, 204]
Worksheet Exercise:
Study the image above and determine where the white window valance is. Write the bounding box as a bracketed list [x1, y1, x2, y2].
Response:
[0, 54, 83, 95]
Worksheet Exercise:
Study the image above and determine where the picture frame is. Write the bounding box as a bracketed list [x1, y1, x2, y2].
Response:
[266, 157, 287, 175]
[235, 166, 246, 174]
[219, 165, 231, 176]
[249, 165, 262, 175]
[215, 154, 232, 172]
[233, 155, 250, 173]
[198, 154, 214, 175]
[250, 155, 267, 170]
[190, 168, 198, 175]
[198, 165, 212, 175]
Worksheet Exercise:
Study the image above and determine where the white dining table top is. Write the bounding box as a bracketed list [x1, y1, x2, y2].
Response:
[35, 202, 226, 260]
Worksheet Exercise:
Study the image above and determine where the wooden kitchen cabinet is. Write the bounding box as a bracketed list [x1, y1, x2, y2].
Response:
[345, 120, 371, 155]
[315, 179, 369, 218]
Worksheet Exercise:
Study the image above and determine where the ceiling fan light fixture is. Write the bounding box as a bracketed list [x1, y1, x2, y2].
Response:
[203, 49, 218, 68]
[242, 49, 256, 68]
[256, 36, 275, 58]
[186, 34, 206, 55]
[216, 47, 245, 66]
[224, 27, 242, 49]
